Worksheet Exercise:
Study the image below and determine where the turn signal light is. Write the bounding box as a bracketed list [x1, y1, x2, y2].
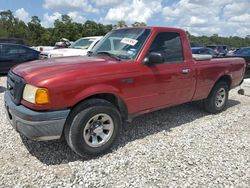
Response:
[35, 88, 49, 104]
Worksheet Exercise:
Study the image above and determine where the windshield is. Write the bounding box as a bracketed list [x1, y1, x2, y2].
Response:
[70, 38, 96, 49]
[91, 28, 151, 60]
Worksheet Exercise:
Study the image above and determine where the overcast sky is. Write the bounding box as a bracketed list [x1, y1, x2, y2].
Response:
[1, 0, 250, 37]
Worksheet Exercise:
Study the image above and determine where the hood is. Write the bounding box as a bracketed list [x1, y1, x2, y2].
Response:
[41, 48, 88, 57]
[12, 55, 137, 85]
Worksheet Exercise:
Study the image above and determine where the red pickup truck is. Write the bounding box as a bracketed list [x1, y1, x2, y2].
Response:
[4, 27, 245, 156]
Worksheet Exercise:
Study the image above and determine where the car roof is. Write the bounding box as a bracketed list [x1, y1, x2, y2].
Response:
[0, 38, 25, 45]
[114, 26, 182, 30]
[113, 26, 187, 34]
[0, 43, 38, 52]
[191, 47, 207, 49]
[207, 45, 227, 47]
[0, 43, 27, 47]
[239, 47, 250, 49]
[80, 36, 103, 40]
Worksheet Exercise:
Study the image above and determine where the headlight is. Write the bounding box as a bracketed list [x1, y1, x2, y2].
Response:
[23, 84, 49, 104]
[50, 54, 63, 58]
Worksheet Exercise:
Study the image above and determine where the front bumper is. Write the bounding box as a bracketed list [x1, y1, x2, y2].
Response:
[4, 91, 70, 141]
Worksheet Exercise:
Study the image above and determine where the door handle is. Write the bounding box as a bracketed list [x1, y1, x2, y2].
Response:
[181, 68, 190, 74]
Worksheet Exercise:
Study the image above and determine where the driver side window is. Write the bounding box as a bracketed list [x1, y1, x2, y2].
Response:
[148, 32, 184, 64]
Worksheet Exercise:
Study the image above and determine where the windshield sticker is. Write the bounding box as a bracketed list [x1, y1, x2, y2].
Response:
[120, 38, 138, 46]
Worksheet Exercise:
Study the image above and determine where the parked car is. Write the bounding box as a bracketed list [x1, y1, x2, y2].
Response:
[39, 36, 102, 59]
[206, 45, 228, 56]
[54, 38, 73, 49]
[226, 48, 239, 56]
[32, 38, 73, 52]
[31, 46, 55, 52]
[5, 27, 245, 157]
[231, 47, 250, 77]
[0, 43, 40, 74]
[192, 47, 218, 57]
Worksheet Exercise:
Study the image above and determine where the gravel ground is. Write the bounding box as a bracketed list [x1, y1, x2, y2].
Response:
[0, 76, 249, 187]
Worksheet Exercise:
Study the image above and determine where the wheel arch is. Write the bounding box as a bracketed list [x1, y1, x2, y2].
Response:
[82, 93, 128, 121]
[215, 74, 232, 89]
[206, 74, 232, 99]
[72, 90, 128, 121]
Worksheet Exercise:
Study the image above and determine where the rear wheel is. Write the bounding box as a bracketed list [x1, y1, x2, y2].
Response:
[64, 99, 122, 157]
[203, 81, 229, 113]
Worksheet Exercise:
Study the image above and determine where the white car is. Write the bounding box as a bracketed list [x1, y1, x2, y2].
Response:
[31, 46, 55, 52]
[39, 36, 103, 59]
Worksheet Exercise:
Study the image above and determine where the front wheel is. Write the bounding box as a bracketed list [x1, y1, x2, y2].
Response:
[203, 81, 229, 113]
[64, 99, 122, 157]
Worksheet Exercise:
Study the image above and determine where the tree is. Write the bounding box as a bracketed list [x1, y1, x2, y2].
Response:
[27, 16, 44, 45]
[1, 10, 250, 48]
[132, 22, 147, 27]
[61, 15, 72, 24]
[114, 21, 128, 29]
[0, 10, 19, 37]
[82, 20, 99, 36]
[13, 20, 28, 39]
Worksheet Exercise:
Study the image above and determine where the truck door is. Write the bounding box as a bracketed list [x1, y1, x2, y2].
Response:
[139, 32, 196, 110]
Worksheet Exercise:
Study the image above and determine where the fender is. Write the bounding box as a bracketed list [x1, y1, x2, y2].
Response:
[214, 70, 232, 86]
[72, 84, 124, 106]
[207, 72, 232, 96]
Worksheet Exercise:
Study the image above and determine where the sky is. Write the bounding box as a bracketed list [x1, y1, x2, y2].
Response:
[0, 0, 250, 37]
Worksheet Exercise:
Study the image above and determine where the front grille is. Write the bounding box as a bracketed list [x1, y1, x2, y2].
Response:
[7, 71, 25, 105]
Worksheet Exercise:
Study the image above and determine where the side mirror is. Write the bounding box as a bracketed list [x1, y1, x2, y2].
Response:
[87, 51, 93, 56]
[143, 52, 164, 66]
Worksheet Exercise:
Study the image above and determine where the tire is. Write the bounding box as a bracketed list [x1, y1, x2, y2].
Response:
[64, 99, 122, 157]
[203, 81, 229, 113]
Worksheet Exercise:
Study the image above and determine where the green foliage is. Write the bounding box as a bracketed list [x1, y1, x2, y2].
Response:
[0, 10, 24, 38]
[132, 22, 147, 27]
[189, 33, 250, 48]
[1, 10, 250, 48]
[0, 10, 114, 46]
[113, 21, 128, 29]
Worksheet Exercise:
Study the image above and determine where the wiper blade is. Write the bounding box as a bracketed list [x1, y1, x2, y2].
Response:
[97, 51, 121, 61]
